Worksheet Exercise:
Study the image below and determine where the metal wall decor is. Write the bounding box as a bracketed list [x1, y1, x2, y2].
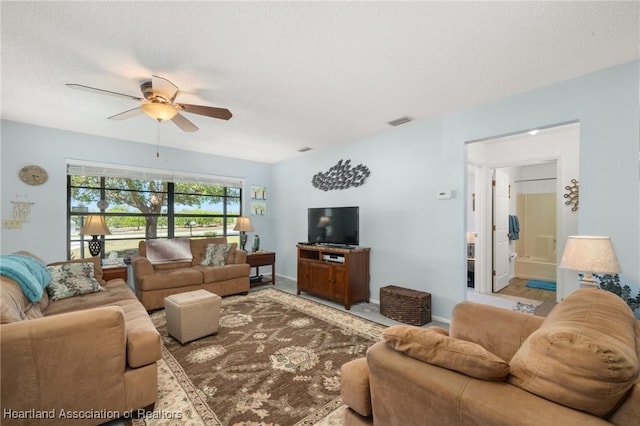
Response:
[563, 178, 579, 211]
[312, 159, 371, 191]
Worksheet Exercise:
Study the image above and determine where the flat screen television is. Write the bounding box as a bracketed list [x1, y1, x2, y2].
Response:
[308, 206, 359, 246]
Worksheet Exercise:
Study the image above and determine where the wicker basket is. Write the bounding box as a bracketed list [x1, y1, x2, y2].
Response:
[380, 285, 431, 326]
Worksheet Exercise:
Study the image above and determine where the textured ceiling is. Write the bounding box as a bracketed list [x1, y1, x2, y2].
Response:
[2, 1, 638, 163]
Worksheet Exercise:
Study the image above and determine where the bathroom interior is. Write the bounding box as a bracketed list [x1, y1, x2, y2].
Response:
[466, 123, 580, 312]
[467, 162, 558, 303]
[514, 189, 557, 284]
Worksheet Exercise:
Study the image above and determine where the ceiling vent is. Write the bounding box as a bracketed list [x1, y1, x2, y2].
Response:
[387, 116, 413, 127]
[298, 147, 313, 153]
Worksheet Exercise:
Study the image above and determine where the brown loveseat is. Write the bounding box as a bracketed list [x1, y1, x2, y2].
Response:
[1, 254, 161, 425]
[341, 288, 640, 425]
[133, 237, 250, 311]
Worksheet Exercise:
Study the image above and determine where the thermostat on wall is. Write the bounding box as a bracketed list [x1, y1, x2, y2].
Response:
[437, 190, 453, 200]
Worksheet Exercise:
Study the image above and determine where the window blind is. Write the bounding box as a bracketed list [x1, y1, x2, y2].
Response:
[66, 159, 244, 187]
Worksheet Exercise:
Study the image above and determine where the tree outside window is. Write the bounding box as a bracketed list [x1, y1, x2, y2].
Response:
[68, 174, 242, 259]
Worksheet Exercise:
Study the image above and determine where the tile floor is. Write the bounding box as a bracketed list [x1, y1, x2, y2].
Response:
[465, 288, 543, 311]
[267, 274, 546, 324]
[254, 274, 449, 328]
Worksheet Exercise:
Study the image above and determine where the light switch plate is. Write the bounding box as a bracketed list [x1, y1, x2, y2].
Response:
[437, 190, 453, 200]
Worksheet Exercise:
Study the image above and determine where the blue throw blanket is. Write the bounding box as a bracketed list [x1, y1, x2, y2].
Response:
[0, 254, 51, 302]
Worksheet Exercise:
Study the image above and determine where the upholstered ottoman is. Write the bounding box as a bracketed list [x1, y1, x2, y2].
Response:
[164, 289, 221, 344]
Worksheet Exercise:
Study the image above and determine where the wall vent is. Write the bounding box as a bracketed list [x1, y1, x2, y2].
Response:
[387, 116, 413, 127]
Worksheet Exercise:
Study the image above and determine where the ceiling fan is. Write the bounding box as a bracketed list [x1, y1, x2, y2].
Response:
[66, 75, 232, 132]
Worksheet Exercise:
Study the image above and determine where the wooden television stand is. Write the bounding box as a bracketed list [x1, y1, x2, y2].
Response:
[296, 244, 370, 310]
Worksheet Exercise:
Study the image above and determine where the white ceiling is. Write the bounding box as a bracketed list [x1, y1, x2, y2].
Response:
[2, 1, 638, 164]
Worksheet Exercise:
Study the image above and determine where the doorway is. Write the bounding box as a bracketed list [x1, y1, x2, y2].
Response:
[494, 163, 558, 303]
[466, 122, 580, 309]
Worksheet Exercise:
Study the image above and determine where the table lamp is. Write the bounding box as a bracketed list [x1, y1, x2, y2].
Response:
[559, 236, 621, 288]
[80, 215, 111, 257]
[466, 232, 477, 258]
[233, 216, 254, 251]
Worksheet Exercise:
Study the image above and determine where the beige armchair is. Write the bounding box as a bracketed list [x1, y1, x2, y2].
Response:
[341, 288, 640, 425]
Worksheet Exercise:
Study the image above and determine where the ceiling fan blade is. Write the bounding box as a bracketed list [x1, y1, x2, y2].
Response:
[171, 113, 199, 132]
[151, 75, 179, 102]
[178, 103, 233, 120]
[108, 106, 143, 120]
[66, 83, 143, 101]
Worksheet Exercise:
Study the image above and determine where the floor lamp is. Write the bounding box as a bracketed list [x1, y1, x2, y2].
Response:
[559, 236, 621, 288]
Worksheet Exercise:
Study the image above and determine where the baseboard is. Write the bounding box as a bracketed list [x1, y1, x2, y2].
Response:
[277, 273, 296, 281]
[431, 315, 451, 325]
[277, 274, 451, 324]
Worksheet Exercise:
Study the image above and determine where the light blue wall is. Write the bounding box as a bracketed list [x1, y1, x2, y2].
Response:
[273, 61, 640, 320]
[2, 61, 638, 321]
[0, 121, 273, 263]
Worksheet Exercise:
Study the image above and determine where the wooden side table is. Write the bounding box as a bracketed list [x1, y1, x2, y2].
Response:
[246, 251, 276, 287]
[102, 265, 128, 283]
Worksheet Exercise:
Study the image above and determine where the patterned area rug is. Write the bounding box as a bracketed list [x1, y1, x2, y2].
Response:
[133, 288, 384, 426]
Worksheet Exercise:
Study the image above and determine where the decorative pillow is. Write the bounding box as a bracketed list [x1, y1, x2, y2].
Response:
[48, 256, 104, 284]
[508, 288, 638, 417]
[189, 237, 227, 264]
[146, 238, 193, 264]
[382, 325, 510, 381]
[46, 262, 104, 301]
[200, 244, 232, 266]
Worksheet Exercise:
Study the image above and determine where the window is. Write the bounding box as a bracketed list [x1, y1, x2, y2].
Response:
[67, 161, 244, 259]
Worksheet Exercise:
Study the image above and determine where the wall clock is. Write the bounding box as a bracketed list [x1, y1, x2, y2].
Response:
[19, 165, 48, 186]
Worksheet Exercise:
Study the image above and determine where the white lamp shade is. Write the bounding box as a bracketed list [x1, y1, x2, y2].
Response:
[80, 215, 111, 236]
[559, 236, 621, 274]
[233, 216, 254, 232]
[141, 102, 178, 121]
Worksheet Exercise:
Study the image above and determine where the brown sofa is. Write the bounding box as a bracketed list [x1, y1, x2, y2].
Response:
[1, 254, 161, 425]
[341, 288, 640, 425]
[133, 237, 250, 311]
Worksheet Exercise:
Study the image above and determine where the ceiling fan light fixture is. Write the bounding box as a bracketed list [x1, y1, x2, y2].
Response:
[67, 75, 231, 131]
[141, 102, 178, 121]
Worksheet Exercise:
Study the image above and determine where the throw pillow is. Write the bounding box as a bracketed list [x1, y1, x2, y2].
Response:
[48, 256, 104, 284]
[382, 325, 510, 381]
[46, 262, 104, 301]
[200, 244, 232, 266]
[190, 237, 227, 264]
[508, 288, 638, 417]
